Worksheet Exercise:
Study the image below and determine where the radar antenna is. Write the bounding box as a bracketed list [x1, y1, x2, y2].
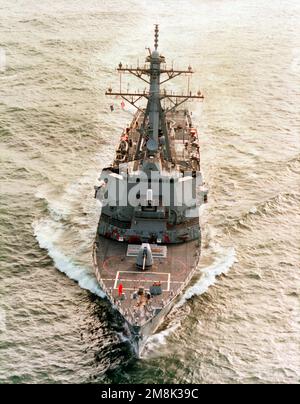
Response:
[105, 25, 204, 161]
[154, 24, 159, 50]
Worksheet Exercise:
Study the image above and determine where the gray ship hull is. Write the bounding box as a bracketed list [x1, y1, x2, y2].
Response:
[92, 27, 207, 358]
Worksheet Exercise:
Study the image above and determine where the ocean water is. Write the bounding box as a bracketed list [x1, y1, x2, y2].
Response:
[0, 0, 299, 384]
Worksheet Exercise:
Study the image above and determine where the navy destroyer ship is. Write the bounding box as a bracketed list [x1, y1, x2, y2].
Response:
[93, 26, 208, 356]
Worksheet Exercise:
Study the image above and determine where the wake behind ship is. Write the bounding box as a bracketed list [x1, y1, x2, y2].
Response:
[93, 26, 208, 356]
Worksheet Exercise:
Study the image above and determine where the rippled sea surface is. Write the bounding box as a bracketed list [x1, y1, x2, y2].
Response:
[0, 0, 300, 384]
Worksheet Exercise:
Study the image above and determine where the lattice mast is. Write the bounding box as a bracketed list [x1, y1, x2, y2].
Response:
[106, 25, 204, 161]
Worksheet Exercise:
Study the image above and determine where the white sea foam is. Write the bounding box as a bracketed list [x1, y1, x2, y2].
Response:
[142, 246, 237, 355]
[149, 323, 180, 347]
[35, 186, 73, 219]
[34, 147, 112, 221]
[142, 322, 181, 358]
[33, 219, 105, 299]
[176, 246, 237, 308]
